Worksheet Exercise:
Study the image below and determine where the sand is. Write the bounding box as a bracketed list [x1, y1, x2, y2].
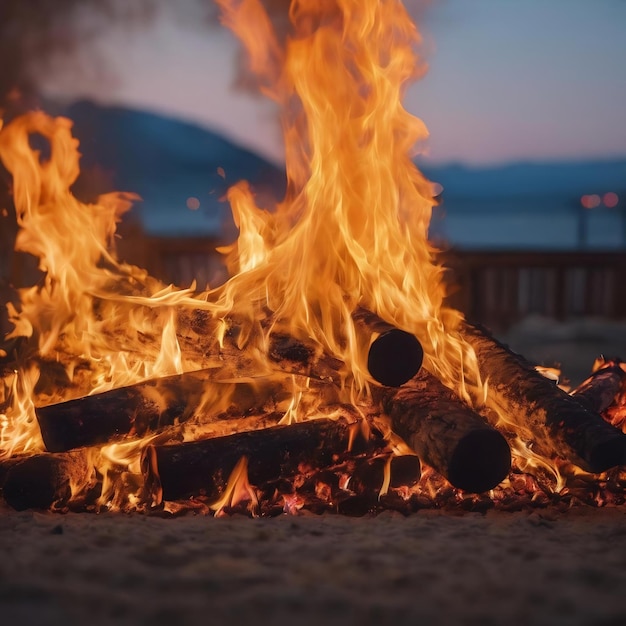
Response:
[1, 504, 625, 626]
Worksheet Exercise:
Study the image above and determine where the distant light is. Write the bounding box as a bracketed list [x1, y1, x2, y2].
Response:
[603, 192, 619, 208]
[186, 197, 201, 210]
[581, 194, 601, 209]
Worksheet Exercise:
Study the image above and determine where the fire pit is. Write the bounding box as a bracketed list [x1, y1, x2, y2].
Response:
[1, 0, 625, 520]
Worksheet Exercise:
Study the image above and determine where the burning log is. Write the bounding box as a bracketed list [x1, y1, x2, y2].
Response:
[35, 373, 292, 453]
[142, 417, 379, 504]
[377, 370, 511, 493]
[570, 359, 626, 415]
[1, 450, 95, 511]
[349, 453, 421, 493]
[352, 308, 423, 386]
[461, 324, 626, 473]
[35, 370, 209, 452]
[180, 308, 423, 387]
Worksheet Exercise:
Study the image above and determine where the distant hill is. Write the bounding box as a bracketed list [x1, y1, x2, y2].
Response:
[50, 100, 625, 248]
[59, 100, 286, 237]
[419, 160, 626, 201]
[419, 159, 626, 249]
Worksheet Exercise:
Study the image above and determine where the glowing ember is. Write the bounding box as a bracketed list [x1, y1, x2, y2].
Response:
[0, 0, 624, 514]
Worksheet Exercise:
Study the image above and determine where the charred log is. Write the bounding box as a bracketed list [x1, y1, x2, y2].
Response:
[349, 453, 421, 494]
[142, 417, 379, 504]
[378, 370, 511, 493]
[180, 308, 422, 387]
[462, 323, 626, 473]
[571, 359, 626, 415]
[35, 373, 291, 453]
[267, 334, 344, 384]
[1, 450, 95, 511]
[35, 370, 208, 452]
[352, 308, 423, 386]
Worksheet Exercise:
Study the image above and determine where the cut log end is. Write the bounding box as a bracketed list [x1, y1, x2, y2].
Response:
[380, 370, 512, 494]
[462, 322, 626, 473]
[1, 452, 93, 511]
[448, 429, 512, 493]
[587, 436, 626, 474]
[368, 329, 423, 387]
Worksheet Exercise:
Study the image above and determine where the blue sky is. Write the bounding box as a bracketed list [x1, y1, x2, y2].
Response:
[42, 0, 626, 166]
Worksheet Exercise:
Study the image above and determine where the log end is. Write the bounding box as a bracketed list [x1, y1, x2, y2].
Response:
[36, 396, 134, 452]
[586, 434, 626, 474]
[448, 429, 511, 494]
[2, 456, 70, 511]
[368, 330, 423, 387]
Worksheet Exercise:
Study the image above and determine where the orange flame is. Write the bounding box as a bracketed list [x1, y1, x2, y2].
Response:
[0, 0, 609, 510]
[212, 0, 480, 402]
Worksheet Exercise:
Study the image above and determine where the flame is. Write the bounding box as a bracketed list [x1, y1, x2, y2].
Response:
[0, 0, 620, 513]
[211, 0, 480, 401]
[210, 456, 259, 516]
[0, 113, 221, 461]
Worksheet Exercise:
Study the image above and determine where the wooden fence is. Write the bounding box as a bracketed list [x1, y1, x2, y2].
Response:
[3, 231, 626, 335]
[442, 250, 626, 331]
[121, 237, 626, 331]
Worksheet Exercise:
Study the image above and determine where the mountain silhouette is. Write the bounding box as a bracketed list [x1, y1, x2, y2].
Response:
[61, 100, 285, 237]
[54, 100, 625, 247]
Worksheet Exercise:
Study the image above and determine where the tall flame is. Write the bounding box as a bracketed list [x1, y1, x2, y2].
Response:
[213, 0, 480, 399]
[0, 0, 586, 509]
[0, 0, 482, 465]
[0, 112, 207, 458]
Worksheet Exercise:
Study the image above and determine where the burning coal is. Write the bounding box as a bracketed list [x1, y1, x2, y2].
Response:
[0, 0, 625, 515]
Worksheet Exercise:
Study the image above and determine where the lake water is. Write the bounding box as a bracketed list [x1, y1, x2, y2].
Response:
[430, 205, 624, 250]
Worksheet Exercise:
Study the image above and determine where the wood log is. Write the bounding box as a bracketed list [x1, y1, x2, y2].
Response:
[352, 308, 423, 386]
[570, 359, 626, 415]
[1, 450, 95, 511]
[142, 417, 379, 504]
[35, 374, 295, 453]
[377, 369, 511, 493]
[266, 334, 344, 384]
[349, 453, 421, 493]
[36, 307, 422, 452]
[179, 308, 422, 387]
[461, 323, 626, 473]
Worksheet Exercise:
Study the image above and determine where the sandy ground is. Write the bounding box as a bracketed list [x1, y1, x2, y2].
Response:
[1, 505, 625, 626]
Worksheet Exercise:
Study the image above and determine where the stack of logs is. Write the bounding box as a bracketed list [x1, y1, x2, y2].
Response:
[1, 309, 625, 513]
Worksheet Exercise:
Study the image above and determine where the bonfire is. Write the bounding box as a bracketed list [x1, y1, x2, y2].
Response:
[0, 0, 624, 516]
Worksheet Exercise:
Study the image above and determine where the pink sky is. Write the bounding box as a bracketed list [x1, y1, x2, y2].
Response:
[41, 0, 626, 166]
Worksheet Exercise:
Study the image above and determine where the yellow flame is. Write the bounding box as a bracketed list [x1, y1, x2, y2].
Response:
[0, 0, 597, 508]
[211, 0, 481, 402]
[210, 456, 259, 516]
[0, 113, 210, 458]
[0, 365, 43, 458]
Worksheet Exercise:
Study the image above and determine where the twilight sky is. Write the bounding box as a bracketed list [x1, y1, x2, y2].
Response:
[42, 0, 626, 166]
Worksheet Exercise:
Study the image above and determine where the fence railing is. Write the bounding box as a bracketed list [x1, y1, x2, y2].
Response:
[124, 238, 626, 331]
[4, 231, 626, 335]
[442, 250, 626, 331]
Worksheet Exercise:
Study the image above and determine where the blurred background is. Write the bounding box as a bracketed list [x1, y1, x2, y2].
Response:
[1, 0, 625, 382]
